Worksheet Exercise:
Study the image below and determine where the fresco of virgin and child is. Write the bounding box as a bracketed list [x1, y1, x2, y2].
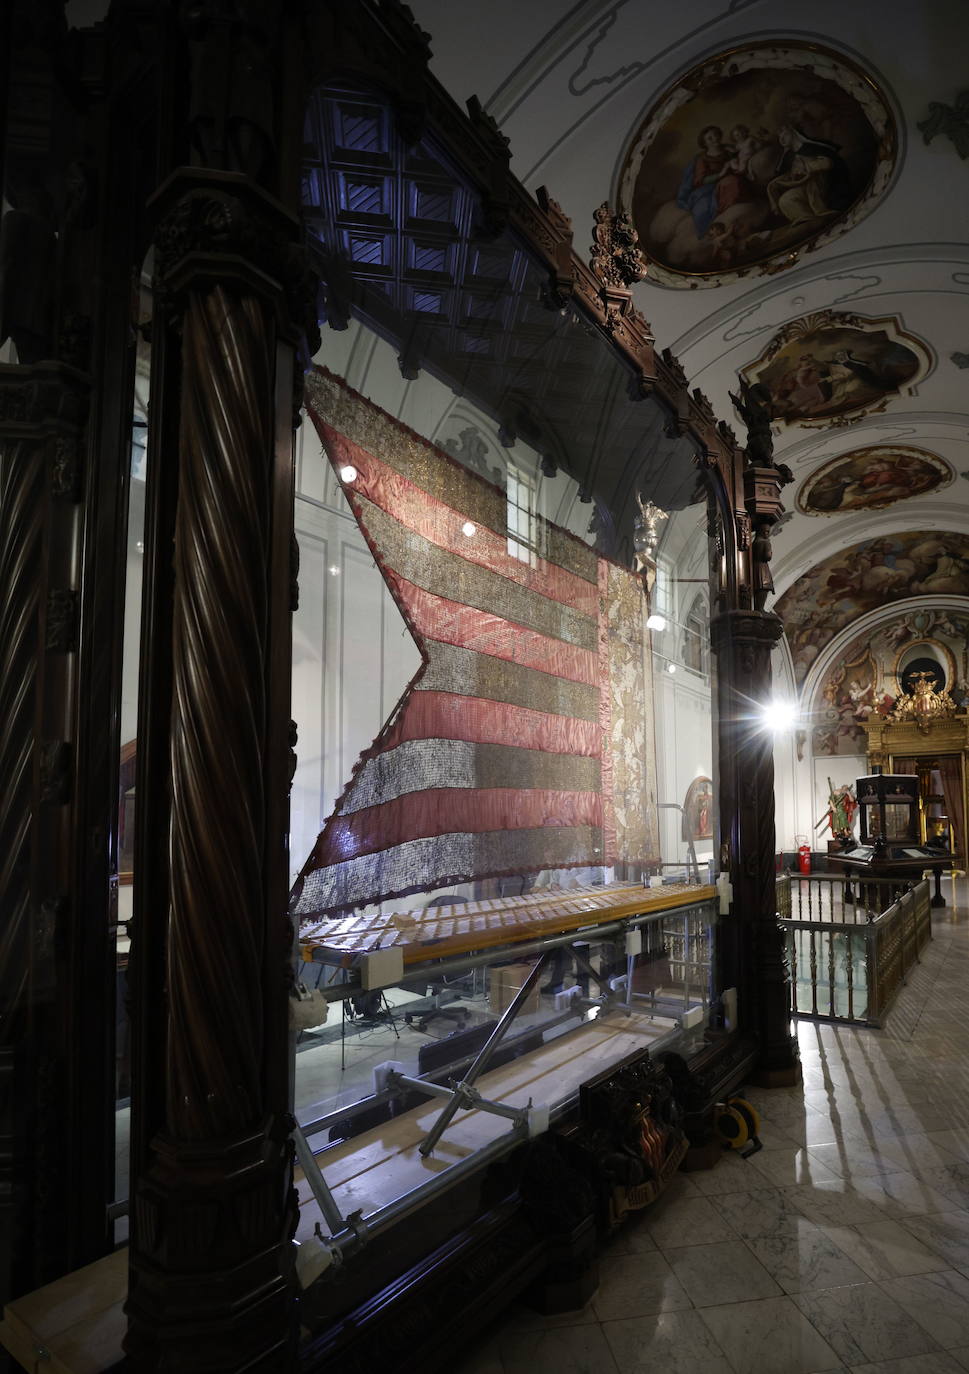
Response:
[619, 43, 896, 286]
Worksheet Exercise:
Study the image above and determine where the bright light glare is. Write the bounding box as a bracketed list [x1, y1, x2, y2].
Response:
[762, 699, 797, 731]
[646, 613, 666, 631]
[666, 661, 677, 674]
[462, 521, 477, 537]
[339, 464, 358, 483]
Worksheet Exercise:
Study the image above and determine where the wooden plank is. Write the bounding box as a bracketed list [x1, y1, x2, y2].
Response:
[0, 1249, 126, 1374]
[296, 1005, 680, 1230]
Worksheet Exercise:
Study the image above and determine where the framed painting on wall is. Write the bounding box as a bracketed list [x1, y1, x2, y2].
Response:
[684, 776, 714, 841]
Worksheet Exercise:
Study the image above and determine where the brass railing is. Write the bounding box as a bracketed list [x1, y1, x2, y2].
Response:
[777, 874, 931, 1026]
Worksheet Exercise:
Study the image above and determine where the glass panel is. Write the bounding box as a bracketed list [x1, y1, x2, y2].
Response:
[289, 313, 719, 1236]
[884, 802, 911, 840]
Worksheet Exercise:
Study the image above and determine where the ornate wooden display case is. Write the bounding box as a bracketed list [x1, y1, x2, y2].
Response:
[857, 774, 919, 846]
[832, 772, 953, 907]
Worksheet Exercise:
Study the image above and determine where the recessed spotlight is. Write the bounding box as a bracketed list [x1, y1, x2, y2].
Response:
[328, 565, 340, 576]
[666, 662, 677, 674]
[339, 464, 358, 483]
[646, 613, 666, 631]
[462, 521, 476, 537]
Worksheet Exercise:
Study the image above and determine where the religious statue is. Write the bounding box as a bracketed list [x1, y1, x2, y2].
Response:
[633, 494, 668, 570]
[751, 519, 774, 611]
[814, 778, 858, 844]
[729, 377, 776, 468]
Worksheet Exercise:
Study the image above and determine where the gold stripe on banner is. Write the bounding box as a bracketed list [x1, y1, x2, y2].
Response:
[339, 739, 602, 814]
[419, 641, 599, 721]
[306, 367, 599, 585]
[359, 497, 598, 652]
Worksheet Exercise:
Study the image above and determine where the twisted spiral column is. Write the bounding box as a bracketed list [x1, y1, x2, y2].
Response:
[167, 284, 271, 1140]
[0, 435, 44, 1303]
[0, 437, 43, 1050]
[126, 253, 300, 1367]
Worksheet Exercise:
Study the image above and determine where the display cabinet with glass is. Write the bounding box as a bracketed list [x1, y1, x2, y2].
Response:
[832, 773, 953, 907]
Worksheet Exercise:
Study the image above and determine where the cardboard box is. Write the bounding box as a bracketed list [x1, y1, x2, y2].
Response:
[488, 961, 542, 1016]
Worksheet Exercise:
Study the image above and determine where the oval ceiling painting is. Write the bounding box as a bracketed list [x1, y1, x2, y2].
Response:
[741, 311, 928, 428]
[798, 446, 952, 515]
[619, 42, 896, 288]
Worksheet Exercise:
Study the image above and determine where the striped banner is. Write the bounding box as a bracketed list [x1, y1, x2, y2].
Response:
[292, 368, 658, 918]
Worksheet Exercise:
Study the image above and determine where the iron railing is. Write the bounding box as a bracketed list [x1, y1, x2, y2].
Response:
[777, 874, 931, 1026]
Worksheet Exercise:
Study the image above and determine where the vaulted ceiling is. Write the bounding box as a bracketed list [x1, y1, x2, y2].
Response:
[409, 0, 969, 669]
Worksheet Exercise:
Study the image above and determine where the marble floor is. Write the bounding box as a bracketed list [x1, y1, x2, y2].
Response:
[456, 884, 969, 1374]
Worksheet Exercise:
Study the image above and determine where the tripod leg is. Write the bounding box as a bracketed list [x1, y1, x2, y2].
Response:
[382, 991, 401, 1040]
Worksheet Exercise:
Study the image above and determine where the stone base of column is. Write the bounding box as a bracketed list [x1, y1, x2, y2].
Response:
[753, 1063, 802, 1089]
[125, 1117, 297, 1373]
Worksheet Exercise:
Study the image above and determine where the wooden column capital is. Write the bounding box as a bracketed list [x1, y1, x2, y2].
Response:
[150, 169, 319, 349]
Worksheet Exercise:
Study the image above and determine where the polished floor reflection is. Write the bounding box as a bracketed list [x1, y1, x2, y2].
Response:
[457, 883, 969, 1374]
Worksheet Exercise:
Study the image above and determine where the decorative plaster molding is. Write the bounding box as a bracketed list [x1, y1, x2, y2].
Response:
[668, 243, 969, 358]
[918, 90, 969, 160]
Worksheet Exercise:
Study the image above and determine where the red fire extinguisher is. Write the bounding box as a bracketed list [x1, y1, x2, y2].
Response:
[795, 835, 811, 875]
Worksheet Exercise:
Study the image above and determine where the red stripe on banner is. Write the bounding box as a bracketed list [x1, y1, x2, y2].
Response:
[318, 424, 599, 618]
[387, 571, 598, 687]
[384, 691, 601, 758]
[314, 788, 603, 867]
[597, 561, 618, 865]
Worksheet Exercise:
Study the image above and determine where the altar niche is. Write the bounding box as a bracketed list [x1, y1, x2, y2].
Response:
[864, 700, 969, 872]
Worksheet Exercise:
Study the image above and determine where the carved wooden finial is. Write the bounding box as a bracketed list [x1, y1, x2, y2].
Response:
[589, 202, 647, 289]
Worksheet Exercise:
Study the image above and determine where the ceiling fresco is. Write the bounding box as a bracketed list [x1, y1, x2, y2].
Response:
[796, 445, 953, 515]
[741, 311, 929, 428]
[618, 42, 896, 288]
[772, 530, 969, 685]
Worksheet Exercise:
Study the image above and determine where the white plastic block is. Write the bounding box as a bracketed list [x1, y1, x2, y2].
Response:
[625, 929, 643, 957]
[360, 945, 404, 990]
[553, 986, 581, 1013]
[716, 872, 733, 913]
[527, 1103, 550, 1137]
[294, 1237, 335, 1288]
[372, 1060, 405, 1094]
